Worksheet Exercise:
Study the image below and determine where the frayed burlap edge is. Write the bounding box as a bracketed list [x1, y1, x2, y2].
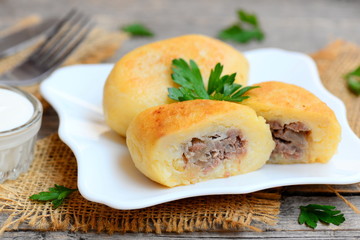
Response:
[0, 134, 281, 234]
[327, 185, 360, 214]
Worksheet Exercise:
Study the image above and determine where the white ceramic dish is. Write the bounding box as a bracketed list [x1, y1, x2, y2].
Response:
[40, 48, 360, 210]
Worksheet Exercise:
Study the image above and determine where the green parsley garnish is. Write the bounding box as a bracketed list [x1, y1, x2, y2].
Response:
[344, 66, 360, 95]
[121, 23, 154, 37]
[29, 184, 77, 209]
[298, 204, 345, 229]
[168, 58, 258, 102]
[218, 9, 264, 43]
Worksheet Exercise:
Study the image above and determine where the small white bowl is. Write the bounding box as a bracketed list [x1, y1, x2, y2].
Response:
[0, 85, 42, 183]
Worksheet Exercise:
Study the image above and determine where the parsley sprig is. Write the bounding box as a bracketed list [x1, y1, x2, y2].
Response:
[29, 184, 77, 209]
[298, 204, 345, 229]
[121, 23, 154, 37]
[344, 66, 360, 95]
[218, 9, 264, 44]
[168, 58, 258, 102]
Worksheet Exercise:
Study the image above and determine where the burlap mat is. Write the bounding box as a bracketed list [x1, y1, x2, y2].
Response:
[310, 40, 360, 136]
[0, 134, 281, 234]
[0, 16, 358, 234]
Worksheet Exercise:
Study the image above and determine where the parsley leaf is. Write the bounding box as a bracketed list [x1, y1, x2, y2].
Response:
[344, 66, 360, 95]
[218, 9, 264, 44]
[29, 184, 77, 209]
[121, 23, 154, 37]
[298, 204, 345, 229]
[219, 25, 264, 43]
[238, 9, 259, 27]
[168, 58, 258, 102]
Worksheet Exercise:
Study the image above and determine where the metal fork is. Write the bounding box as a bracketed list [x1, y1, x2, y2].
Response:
[0, 10, 94, 86]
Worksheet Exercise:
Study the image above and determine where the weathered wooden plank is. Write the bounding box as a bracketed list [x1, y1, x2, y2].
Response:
[284, 185, 360, 195]
[276, 196, 360, 232]
[3, 229, 360, 239]
[1, 0, 360, 55]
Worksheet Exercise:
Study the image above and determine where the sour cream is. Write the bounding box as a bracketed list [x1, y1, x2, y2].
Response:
[0, 85, 42, 183]
[0, 88, 34, 132]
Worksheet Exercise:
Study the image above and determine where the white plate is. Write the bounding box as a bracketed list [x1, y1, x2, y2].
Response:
[40, 48, 360, 210]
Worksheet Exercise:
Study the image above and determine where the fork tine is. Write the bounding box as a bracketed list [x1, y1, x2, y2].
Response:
[0, 9, 94, 86]
[44, 22, 94, 70]
[29, 9, 78, 60]
[34, 12, 88, 66]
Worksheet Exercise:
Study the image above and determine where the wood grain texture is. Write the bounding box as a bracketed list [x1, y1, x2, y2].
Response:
[1, 0, 360, 56]
[3, 230, 360, 239]
[0, 0, 360, 239]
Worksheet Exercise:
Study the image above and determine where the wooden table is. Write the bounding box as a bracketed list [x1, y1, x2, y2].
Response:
[1, 0, 360, 239]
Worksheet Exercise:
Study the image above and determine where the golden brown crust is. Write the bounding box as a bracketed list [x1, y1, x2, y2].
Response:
[242, 81, 341, 163]
[243, 81, 335, 116]
[103, 34, 249, 136]
[130, 100, 245, 141]
[126, 99, 275, 187]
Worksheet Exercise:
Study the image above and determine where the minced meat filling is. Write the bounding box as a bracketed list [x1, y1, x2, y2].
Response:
[182, 129, 246, 173]
[268, 121, 310, 160]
